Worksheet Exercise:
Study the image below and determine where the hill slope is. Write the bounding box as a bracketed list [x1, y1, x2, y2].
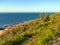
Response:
[0, 13, 60, 45]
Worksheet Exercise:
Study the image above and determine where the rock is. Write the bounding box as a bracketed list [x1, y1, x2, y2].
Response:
[51, 40, 60, 45]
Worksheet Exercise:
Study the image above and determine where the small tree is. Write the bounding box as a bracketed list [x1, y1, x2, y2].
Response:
[44, 13, 50, 22]
[39, 13, 50, 22]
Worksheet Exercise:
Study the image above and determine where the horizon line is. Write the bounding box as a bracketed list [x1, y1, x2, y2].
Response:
[0, 12, 57, 13]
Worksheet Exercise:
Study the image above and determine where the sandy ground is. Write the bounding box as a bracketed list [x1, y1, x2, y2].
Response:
[0, 30, 4, 35]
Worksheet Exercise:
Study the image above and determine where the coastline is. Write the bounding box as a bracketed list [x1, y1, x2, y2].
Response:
[0, 18, 39, 35]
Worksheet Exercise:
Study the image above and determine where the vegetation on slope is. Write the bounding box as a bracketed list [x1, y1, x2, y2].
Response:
[0, 13, 60, 45]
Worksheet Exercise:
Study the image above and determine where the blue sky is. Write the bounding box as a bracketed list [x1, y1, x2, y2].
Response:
[0, 0, 60, 12]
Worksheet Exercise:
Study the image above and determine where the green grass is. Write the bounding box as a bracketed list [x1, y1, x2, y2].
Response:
[0, 13, 60, 45]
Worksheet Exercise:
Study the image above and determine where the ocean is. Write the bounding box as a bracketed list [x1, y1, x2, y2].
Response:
[0, 13, 54, 27]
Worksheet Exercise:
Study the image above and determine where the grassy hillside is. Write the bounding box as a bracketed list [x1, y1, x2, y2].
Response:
[0, 13, 60, 45]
